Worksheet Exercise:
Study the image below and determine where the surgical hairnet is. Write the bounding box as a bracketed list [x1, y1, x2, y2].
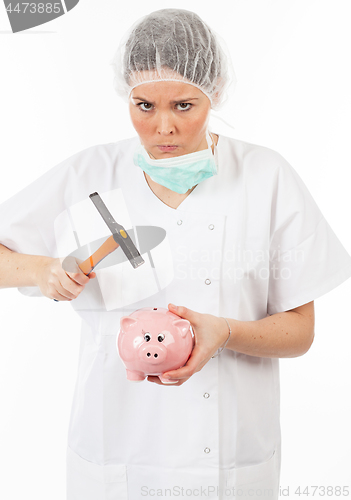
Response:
[110, 9, 235, 110]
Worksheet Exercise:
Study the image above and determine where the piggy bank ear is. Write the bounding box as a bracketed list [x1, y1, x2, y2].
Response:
[120, 317, 138, 332]
[172, 319, 190, 338]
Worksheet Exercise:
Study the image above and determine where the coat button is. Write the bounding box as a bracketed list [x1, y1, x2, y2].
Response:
[204, 447, 211, 454]
[203, 393, 210, 399]
[205, 279, 211, 285]
[177, 220, 183, 225]
[208, 224, 214, 230]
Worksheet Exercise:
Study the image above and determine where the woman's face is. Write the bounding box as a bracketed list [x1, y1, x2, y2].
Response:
[129, 77, 212, 160]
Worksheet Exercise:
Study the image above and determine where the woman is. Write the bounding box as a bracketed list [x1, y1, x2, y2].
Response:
[0, 8, 350, 500]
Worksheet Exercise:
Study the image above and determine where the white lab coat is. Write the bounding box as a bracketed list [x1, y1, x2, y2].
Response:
[1, 135, 351, 500]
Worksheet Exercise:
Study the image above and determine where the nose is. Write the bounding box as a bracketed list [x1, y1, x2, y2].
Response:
[157, 111, 175, 136]
[139, 343, 167, 365]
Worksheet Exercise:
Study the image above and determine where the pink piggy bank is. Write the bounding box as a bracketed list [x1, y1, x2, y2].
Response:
[117, 307, 194, 383]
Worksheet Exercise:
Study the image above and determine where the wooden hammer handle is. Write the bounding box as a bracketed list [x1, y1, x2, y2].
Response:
[78, 235, 119, 275]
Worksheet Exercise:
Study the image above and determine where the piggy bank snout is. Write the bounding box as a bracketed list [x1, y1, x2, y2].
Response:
[139, 343, 167, 364]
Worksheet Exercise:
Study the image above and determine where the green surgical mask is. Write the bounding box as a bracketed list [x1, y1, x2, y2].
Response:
[134, 132, 218, 194]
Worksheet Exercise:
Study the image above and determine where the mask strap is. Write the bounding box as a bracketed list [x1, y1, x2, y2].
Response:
[206, 130, 215, 153]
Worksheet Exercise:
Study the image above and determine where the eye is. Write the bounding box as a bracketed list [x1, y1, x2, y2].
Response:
[176, 103, 192, 111]
[138, 102, 153, 112]
[144, 333, 151, 342]
[157, 333, 165, 342]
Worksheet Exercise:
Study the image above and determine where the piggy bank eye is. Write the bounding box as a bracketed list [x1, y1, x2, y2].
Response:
[157, 333, 165, 342]
[144, 333, 151, 342]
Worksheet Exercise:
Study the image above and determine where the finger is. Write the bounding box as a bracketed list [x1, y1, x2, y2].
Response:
[53, 276, 83, 300]
[60, 257, 90, 286]
[162, 346, 205, 380]
[66, 270, 90, 286]
[147, 376, 164, 385]
[62, 268, 89, 291]
[168, 303, 199, 326]
[57, 281, 81, 300]
[51, 290, 72, 301]
[147, 376, 184, 386]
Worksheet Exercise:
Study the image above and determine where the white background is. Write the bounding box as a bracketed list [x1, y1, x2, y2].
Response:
[0, 0, 350, 498]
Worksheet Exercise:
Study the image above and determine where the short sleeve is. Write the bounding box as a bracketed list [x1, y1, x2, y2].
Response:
[267, 158, 351, 315]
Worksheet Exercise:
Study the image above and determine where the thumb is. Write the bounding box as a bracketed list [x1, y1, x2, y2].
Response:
[168, 303, 198, 324]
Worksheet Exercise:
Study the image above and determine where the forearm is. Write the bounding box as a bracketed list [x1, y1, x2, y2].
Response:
[225, 306, 315, 358]
[0, 244, 51, 289]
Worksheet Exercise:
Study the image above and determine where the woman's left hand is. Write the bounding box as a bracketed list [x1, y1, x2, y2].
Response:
[147, 303, 230, 386]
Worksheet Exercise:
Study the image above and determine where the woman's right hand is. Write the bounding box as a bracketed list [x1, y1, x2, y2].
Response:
[36, 257, 96, 301]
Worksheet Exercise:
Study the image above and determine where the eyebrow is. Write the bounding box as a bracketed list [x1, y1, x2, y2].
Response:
[132, 97, 199, 104]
